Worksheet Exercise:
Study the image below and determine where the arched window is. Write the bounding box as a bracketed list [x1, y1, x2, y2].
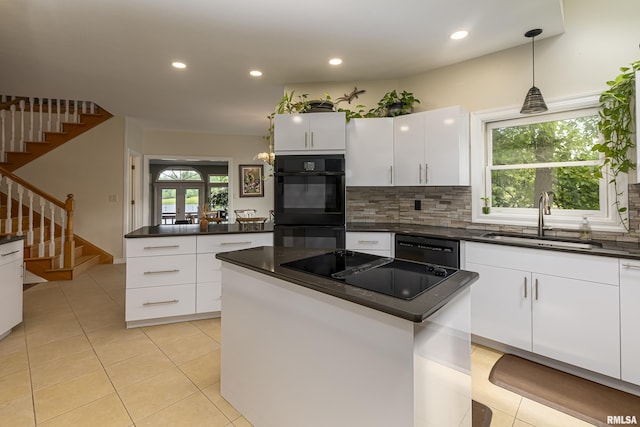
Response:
[154, 167, 205, 224]
[157, 168, 204, 182]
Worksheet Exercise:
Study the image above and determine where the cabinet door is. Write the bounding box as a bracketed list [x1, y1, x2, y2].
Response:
[308, 112, 346, 151]
[620, 260, 640, 385]
[424, 106, 469, 185]
[0, 260, 23, 336]
[346, 118, 394, 186]
[532, 273, 620, 378]
[467, 262, 532, 351]
[274, 114, 310, 152]
[393, 113, 426, 186]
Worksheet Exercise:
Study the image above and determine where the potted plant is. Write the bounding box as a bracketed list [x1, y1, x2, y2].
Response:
[481, 197, 491, 214]
[368, 90, 421, 117]
[591, 59, 640, 232]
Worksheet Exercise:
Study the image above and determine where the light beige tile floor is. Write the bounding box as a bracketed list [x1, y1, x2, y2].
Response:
[0, 263, 594, 426]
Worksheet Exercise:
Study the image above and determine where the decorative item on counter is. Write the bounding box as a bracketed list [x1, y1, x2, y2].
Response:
[199, 205, 208, 231]
[579, 216, 592, 240]
[481, 197, 491, 214]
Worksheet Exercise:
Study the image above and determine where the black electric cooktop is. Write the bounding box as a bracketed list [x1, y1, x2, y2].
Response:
[281, 250, 458, 300]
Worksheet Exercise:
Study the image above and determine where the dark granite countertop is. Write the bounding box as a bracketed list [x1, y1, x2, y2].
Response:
[346, 222, 640, 261]
[0, 235, 25, 245]
[216, 246, 478, 323]
[125, 223, 274, 238]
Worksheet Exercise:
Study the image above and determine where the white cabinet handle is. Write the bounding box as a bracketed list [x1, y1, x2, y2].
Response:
[144, 245, 180, 250]
[390, 165, 393, 184]
[621, 263, 640, 270]
[535, 278, 539, 300]
[419, 164, 422, 183]
[144, 269, 180, 274]
[524, 277, 528, 298]
[221, 241, 252, 245]
[357, 240, 379, 244]
[304, 132, 308, 148]
[1, 250, 20, 257]
[311, 131, 314, 148]
[143, 299, 179, 306]
[425, 163, 429, 184]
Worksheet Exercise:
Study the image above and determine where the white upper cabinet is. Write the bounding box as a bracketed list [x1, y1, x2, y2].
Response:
[424, 106, 470, 185]
[393, 113, 426, 186]
[274, 112, 346, 154]
[346, 118, 394, 186]
[392, 107, 469, 186]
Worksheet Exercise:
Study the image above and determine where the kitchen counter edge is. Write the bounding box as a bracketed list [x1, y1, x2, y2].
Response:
[216, 246, 478, 323]
[125, 223, 274, 238]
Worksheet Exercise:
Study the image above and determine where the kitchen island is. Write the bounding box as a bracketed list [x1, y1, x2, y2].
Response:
[0, 236, 24, 341]
[216, 246, 478, 427]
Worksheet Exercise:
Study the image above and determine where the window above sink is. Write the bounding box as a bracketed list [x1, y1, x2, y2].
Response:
[470, 94, 628, 233]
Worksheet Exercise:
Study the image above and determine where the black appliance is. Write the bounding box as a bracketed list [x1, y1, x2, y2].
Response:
[281, 250, 458, 301]
[395, 235, 460, 268]
[274, 154, 345, 226]
[273, 225, 345, 249]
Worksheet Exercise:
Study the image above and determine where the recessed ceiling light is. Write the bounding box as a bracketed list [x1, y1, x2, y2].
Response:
[249, 70, 263, 77]
[450, 30, 468, 40]
[329, 58, 343, 66]
[171, 61, 187, 69]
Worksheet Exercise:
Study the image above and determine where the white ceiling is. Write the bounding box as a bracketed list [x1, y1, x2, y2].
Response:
[0, 0, 565, 137]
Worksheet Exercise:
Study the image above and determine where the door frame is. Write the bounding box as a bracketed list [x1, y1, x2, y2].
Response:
[142, 154, 234, 226]
[153, 182, 206, 224]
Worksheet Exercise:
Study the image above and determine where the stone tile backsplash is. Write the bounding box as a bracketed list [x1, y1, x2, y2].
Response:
[346, 184, 640, 243]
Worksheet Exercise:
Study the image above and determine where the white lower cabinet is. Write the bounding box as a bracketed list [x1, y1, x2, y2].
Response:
[0, 240, 24, 340]
[346, 232, 393, 257]
[620, 259, 640, 386]
[466, 242, 620, 378]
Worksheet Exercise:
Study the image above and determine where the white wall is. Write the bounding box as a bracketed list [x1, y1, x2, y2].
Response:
[141, 129, 275, 220]
[15, 116, 126, 260]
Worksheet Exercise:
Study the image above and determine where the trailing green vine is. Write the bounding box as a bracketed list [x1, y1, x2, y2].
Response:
[592, 59, 639, 232]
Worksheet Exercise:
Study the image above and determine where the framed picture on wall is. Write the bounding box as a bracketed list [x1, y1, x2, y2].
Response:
[239, 164, 264, 197]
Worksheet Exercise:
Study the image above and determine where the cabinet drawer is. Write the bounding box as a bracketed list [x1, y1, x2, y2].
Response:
[127, 236, 196, 257]
[346, 232, 392, 251]
[466, 242, 618, 285]
[196, 282, 222, 313]
[126, 284, 196, 321]
[196, 233, 273, 253]
[197, 253, 222, 283]
[126, 255, 196, 288]
[0, 241, 23, 267]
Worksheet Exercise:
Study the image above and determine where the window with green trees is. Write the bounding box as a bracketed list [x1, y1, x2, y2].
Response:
[486, 108, 603, 214]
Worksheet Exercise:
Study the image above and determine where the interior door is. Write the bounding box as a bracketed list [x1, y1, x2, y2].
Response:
[155, 184, 203, 224]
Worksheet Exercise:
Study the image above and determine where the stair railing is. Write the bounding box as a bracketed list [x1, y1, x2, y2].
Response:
[0, 96, 98, 163]
[0, 166, 75, 269]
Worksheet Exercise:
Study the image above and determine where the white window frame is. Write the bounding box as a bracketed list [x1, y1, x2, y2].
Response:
[470, 93, 627, 232]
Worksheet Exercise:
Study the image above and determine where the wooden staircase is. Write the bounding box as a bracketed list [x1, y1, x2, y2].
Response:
[1, 96, 114, 280]
[0, 97, 113, 171]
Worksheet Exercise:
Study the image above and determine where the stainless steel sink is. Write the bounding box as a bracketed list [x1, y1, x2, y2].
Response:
[477, 233, 603, 250]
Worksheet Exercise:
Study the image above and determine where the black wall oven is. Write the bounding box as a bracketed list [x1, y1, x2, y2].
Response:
[274, 154, 346, 248]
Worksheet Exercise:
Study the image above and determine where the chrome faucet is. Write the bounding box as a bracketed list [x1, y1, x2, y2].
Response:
[538, 191, 551, 236]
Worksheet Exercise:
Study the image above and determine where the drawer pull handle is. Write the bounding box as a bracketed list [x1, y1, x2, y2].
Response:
[535, 278, 539, 301]
[144, 269, 180, 274]
[621, 263, 640, 270]
[143, 299, 179, 306]
[524, 277, 528, 298]
[357, 240, 380, 244]
[1, 250, 20, 257]
[143, 245, 180, 250]
[221, 241, 252, 245]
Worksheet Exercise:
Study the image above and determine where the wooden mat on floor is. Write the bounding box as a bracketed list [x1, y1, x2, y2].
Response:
[472, 400, 492, 427]
[489, 354, 640, 426]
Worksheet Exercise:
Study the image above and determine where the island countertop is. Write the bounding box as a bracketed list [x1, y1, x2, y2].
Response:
[216, 245, 478, 323]
[125, 222, 274, 238]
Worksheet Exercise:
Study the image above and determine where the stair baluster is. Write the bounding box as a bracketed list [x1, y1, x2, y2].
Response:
[16, 185, 23, 236]
[27, 190, 34, 245]
[59, 210, 66, 268]
[56, 99, 61, 132]
[1, 110, 5, 161]
[28, 97, 34, 141]
[9, 104, 16, 153]
[46, 98, 52, 133]
[48, 201, 55, 257]
[4, 178, 12, 234]
[38, 198, 45, 257]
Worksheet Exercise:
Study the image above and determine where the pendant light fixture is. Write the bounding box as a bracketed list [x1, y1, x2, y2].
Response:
[520, 28, 548, 114]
